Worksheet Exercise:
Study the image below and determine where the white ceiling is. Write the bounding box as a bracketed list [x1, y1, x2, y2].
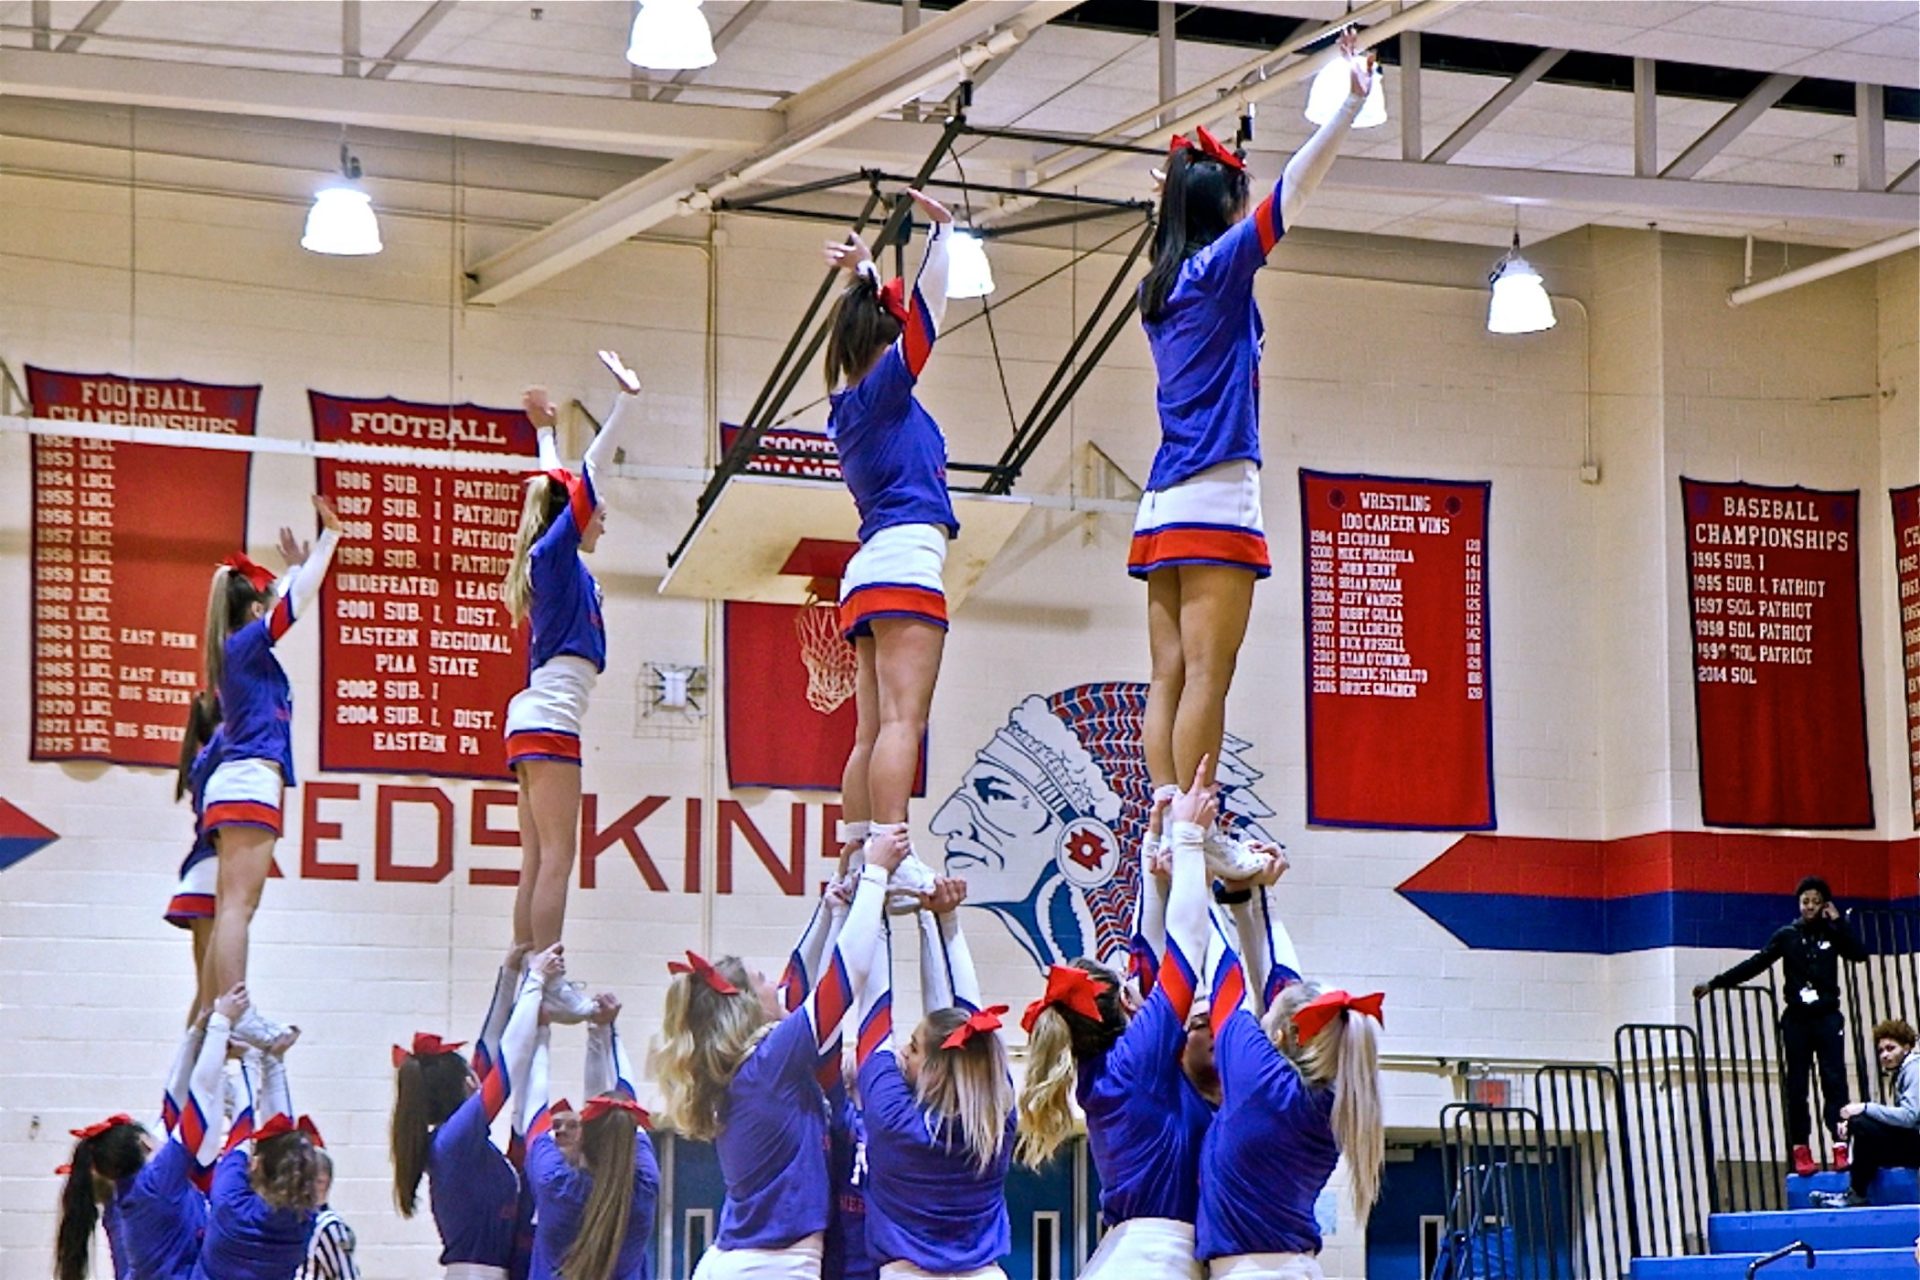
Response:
[2, 0, 1916, 250]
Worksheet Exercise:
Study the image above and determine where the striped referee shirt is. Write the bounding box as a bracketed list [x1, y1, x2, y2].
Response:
[298, 1207, 360, 1280]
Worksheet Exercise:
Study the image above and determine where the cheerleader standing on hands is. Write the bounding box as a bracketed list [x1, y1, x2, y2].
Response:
[1132, 34, 1376, 844]
[501, 352, 644, 1019]
[200, 502, 343, 1049]
[822, 189, 956, 894]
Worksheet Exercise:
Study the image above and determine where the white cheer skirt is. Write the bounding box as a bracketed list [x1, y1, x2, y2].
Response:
[1128, 459, 1270, 579]
[879, 1263, 1008, 1280]
[164, 856, 218, 929]
[504, 655, 598, 767]
[692, 1231, 824, 1280]
[839, 523, 949, 640]
[442, 1265, 509, 1280]
[1083, 1217, 1202, 1280]
[1208, 1252, 1324, 1280]
[203, 758, 285, 835]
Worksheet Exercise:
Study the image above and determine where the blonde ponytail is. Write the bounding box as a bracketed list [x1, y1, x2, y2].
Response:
[915, 1009, 1014, 1175]
[1015, 1006, 1079, 1169]
[1267, 982, 1384, 1222]
[203, 567, 236, 691]
[502, 476, 557, 626]
[652, 957, 771, 1141]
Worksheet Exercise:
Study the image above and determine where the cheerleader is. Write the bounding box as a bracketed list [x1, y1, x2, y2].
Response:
[1131, 33, 1375, 831]
[851, 829, 1014, 1280]
[390, 945, 555, 1279]
[192, 988, 326, 1280]
[1017, 768, 1220, 1280]
[170, 691, 224, 1024]
[54, 1011, 216, 1280]
[200, 503, 343, 1050]
[517, 991, 658, 1280]
[500, 351, 644, 1018]
[655, 839, 899, 1279]
[821, 189, 956, 896]
[1195, 858, 1383, 1278]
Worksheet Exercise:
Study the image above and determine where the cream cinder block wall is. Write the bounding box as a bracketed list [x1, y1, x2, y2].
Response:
[1, 106, 1912, 1278]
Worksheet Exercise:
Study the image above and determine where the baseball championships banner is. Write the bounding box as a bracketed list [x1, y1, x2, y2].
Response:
[1682, 478, 1871, 829]
[1300, 470, 1495, 830]
[28, 367, 258, 767]
[311, 393, 537, 780]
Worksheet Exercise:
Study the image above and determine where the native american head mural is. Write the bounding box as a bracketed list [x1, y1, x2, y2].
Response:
[931, 682, 1274, 971]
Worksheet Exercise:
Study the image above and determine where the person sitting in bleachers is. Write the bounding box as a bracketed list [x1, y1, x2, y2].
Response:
[1812, 1018, 1918, 1208]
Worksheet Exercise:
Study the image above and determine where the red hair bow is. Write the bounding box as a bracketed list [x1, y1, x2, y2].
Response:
[1021, 965, 1104, 1033]
[391, 1032, 467, 1069]
[70, 1113, 134, 1141]
[581, 1096, 652, 1127]
[668, 951, 739, 996]
[941, 1005, 1010, 1051]
[1291, 989, 1385, 1044]
[551, 1098, 575, 1116]
[1168, 124, 1245, 173]
[254, 1114, 325, 1148]
[542, 466, 573, 490]
[876, 277, 911, 325]
[219, 552, 276, 593]
[54, 1163, 74, 1176]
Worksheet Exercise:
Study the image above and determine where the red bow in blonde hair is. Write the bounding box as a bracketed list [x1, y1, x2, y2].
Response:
[668, 951, 740, 996]
[1168, 124, 1245, 173]
[1290, 989, 1384, 1044]
[580, 1096, 652, 1127]
[876, 277, 911, 325]
[391, 1032, 467, 1069]
[941, 1005, 1009, 1051]
[219, 552, 276, 594]
[254, 1115, 325, 1148]
[541, 466, 573, 490]
[69, 1113, 134, 1141]
[1021, 966, 1104, 1033]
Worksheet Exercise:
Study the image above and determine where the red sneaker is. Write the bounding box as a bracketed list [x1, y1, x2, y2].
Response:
[1831, 1141, 1850, 1173]
[1791, 1144, 1816, 1177]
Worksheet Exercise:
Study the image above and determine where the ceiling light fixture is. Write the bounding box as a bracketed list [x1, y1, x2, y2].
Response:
[1486, 214, 1556, 335]
[1305, 25, 1386, 129]
[301, 145, 382, 257]
[946, 229, 996, 299]
[626, 0, 716, 72]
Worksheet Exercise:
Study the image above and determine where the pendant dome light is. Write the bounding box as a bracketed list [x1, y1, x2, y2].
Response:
[626, 0, 716, 72]
[301, 145, 382, 257]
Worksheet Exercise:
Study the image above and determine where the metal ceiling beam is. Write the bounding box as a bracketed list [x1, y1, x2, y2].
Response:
[0, 47, 780, 153]
[652, 0, 770, 104]
[468, 0, 1077, 305]
[1399, 30, 1421, 162]
[1661, 72, 1800, 180]
[1325, 154, 1920, 225]
[30, 0, 49, 51]
[1891, 159, 1919, 195]
[342, 0, 361, 78]
[1425, 47, 1566, 164]
[1857, 82, 1885, 192]
[364, 0, 457, 81]
[1633, 57, 1656, 177]
[55, 0, 121, 54]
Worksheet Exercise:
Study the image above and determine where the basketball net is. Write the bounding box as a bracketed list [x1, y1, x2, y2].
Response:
[795, 582, 857, 715]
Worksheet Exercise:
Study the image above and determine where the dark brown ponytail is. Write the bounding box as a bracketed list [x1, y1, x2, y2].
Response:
[174, 691, 222, 801]
[824, 272, 904, 392]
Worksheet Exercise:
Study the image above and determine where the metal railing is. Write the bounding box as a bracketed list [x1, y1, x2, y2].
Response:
[1534, 1065, 1637, 1279]
[1440, 1102, 1565, 1280]
[1844, 905, 1920, 1099]
[1613, 1024, 1715, 1260]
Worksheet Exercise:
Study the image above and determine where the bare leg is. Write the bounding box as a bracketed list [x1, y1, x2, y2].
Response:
[522, 760, 583, 951]
[840, 637, 880, 827]
[1143, 570, 1185, 790]
[510, 776, 542, 948]
[207, 827, 276, 994]
[1171, 565, 1256, 789]
[188, 917, 215, 1025]
[868, 619, 945, 825]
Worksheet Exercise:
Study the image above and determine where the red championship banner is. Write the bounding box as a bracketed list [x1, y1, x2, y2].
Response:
[27, 367, 258, 766]
[1682, 478, 1871, 829]
[1893, 486, 1920, 827]
[1300, 470, 1495, 830]
[310, 393, 536, 780]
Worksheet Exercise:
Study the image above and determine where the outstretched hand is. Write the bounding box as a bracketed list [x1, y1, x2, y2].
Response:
[824, 232, 874, 275]
[276, 526, 310, 569]
[521, 386, 559, 429]
[311, 493, 344, 534]
[903, 187, 953, 225]
[598, 350, 642, 396]
[1169, 755, 1219, 829]
[213, 983, 250, 1023]
[1337, 27, 1377, 99]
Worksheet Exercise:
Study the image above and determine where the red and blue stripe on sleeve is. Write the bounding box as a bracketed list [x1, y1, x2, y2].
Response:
[901, 286, 938, 378]
[1158, 936, 1198, 1021]
[855, 992, 893, 1069]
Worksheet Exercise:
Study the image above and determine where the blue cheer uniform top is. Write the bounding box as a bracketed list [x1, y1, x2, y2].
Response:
[428, 1092, 524, 1271]
[857, 1051, 1014, 1275]
[526, 1128, 659, 1280]
[189, 1148, 316, 1280]
[825, 1085, 877, 1280]
[525, 467, 606, 675]
[1079, 984, 1215, 1228]
[1141, 178, 1285, 494]
[215, 530, 339, 788]
[116, 1139, 208, 1280]
[1196, 1008, 1339, 1261]
[712, 1006, 834, 1249]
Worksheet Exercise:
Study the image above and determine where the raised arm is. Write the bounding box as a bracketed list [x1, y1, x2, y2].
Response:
[472, 947, 529, 1082]
[161, 1017, 207, 1137]
[1278, 35, 1373, 230]
[918, 880, 980, 1013]
[1159, 762, 1217, 1023]
[780, 889, 844, 1013]
[266, 501, 342, 645]
[515, 1027, 554, 1144]
[1224, 856, 1300, 1014]
[494, 948, 555, 1126]
[582, 351, 644, 487]
[1129, 789, 1175, 991]
[183, 986, 244, 1166]
[584, 1000, 637, 1101]
[254, 1049, 293, 1133]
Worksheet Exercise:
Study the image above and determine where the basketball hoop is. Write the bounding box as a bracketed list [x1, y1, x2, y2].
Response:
[795, 584, 857, 715]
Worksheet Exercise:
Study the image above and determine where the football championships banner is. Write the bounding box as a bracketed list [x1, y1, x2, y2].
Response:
[1893, 486, 1919, 827]
[311, 393, 536, 780]
[1300, 470, 1495, 830]
[28, 367, 257, 766]
[1682, 478, 1871, 829]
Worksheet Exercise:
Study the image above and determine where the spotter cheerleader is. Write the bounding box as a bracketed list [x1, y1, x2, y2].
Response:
[1131, 33, 1375, 837]
[821, 188, 956, 894]
[200, 504, 342, 1049]
[500, 351, 644, 1018]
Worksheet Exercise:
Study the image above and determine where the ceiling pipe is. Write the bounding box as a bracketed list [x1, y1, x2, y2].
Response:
[1727, 227, 1919, 306]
